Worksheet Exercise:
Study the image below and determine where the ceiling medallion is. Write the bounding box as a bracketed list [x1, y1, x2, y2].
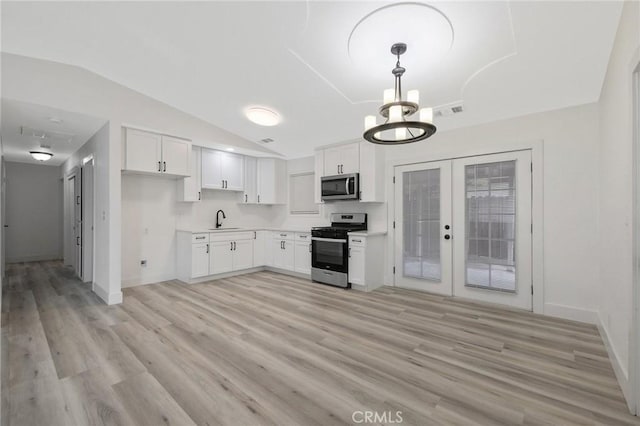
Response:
[363, 43, 436, 145]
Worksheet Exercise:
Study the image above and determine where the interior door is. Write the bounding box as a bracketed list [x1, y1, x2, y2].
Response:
[452, 151, 532, 310]
[394, 161, 453, 294]
[66, 175, 80, 276]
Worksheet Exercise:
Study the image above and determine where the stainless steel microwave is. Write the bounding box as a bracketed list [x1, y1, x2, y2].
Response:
[321, 173, 359, 201]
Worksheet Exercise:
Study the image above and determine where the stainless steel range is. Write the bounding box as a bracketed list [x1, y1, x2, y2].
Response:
[311, 213, 367, 288]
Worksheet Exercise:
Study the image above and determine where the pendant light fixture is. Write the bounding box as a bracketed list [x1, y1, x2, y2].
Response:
[363, 43, 436, 144]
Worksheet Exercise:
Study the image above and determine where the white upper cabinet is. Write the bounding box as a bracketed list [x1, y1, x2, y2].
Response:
[241, 157, 286, 204]
[257, 158, 286, 204]
[161, 135, 191, 176]
[201, 149, 244, 191]
[123, 128, 191, 177]
[243, 156, 257, 204]
[177, 146, 202, 202]
[315, 141, 384, 203]
[324, 142, 359, 176]
[124, 129, 162, 173]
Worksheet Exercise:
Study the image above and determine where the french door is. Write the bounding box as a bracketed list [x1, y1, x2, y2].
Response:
[395, 151, 533, 310]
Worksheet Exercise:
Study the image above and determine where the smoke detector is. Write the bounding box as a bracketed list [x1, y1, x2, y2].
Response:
[258, 138, 274, 144]
[21, 126, 74, 143]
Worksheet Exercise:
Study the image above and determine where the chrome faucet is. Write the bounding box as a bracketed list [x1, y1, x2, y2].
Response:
[215, 209, 226, 229]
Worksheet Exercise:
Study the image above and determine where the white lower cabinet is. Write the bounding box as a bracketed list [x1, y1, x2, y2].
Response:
[272, 232, 295, 270]
[347, 233, 385, 291]
[178, 231, 254, 281]
[253, 231, 266, 266]
[294, 233, 311, 274]
[191, 242, 210, 278]
[178, 229, 311, 283]
[233, 240, 254, 270]
[210, 240, 234, 275]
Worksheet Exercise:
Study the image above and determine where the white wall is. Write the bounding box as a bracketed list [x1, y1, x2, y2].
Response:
[380, 103, 601, 322]
[5, 161, 63, 263]
[122, 176, 283, 287]
[597, 0, 640, 405]
[3, 53, 276, 304]
[61, 123, 114, 301]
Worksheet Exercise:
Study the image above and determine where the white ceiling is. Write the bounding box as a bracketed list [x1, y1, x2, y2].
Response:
[1, 99, 107, 166]
[1, 1, 623, 159]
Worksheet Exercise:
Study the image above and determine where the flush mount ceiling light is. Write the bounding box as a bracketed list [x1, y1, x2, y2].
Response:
[363, 43, 436, 145]
[245, 107, 281, 126]
[30, 145, 53, 162]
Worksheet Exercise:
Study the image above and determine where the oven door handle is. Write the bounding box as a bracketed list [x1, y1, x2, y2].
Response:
[311, 237, 347, 243]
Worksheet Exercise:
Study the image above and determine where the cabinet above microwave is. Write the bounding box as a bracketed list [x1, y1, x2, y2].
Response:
[314, 141, 384, 203]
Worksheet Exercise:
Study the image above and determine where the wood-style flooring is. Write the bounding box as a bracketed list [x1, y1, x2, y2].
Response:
[2, 261, 638, 425]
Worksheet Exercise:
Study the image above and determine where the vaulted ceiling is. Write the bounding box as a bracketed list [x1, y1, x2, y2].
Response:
[1, 1, 623, 158]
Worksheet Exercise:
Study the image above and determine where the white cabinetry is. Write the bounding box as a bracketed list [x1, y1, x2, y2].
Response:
[240, 158, 287, 204]
[123, 128, 191, 177]
[272, 232, 295, 271]
[324, 143, 359, 176]
[201, 149, 244, 191]
[177, 146, 202, 202]
[347, 233, 385, 291]
[209, 240, 234, 275]
[315, 141, 384, 202]
[294, 233, 311, 274]
[191, 242, 210, 278]
[253, 230, 266, 266]
[177, 231, 254, 282]
[314, 150, 324, 204]
[243, 157, 257, 203]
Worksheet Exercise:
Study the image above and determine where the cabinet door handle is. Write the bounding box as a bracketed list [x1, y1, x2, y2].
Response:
[309, 243, 312, 252]
[198, 191, 201, 201]
[163, 161, 167, 172]
[348, 247, 351, 258]
[337, 165, 340, 174]
[352, 239, 362, 243]
[206, 243, 209, 254]
[257, 195, 260, 203]
[233, 241, 236, 251]
[158, 161, 162, 172]
[245, 194, 248, 203]
[230, 242, 233, 251]
[76, 236, 80, 246]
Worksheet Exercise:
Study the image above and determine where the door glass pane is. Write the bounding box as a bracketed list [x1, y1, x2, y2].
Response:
[403, 169, 441, 281]
[465, 161, 516, 292]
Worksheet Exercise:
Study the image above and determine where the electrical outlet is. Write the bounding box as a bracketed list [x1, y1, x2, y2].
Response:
[141, 260, 147, 267]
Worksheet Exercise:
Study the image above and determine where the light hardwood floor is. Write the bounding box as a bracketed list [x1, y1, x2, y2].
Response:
[2, 261, 639, 425]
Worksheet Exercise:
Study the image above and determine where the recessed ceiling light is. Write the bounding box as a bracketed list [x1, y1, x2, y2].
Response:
[245, 107, 281, 126]
[226, 147, 235, 152]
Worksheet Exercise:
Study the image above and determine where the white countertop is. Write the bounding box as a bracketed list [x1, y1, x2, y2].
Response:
[348, 230, 387, 237]
[176, 227, 314, 234]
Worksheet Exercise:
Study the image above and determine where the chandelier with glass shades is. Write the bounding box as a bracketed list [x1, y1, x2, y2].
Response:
[363, 43, 436, 144]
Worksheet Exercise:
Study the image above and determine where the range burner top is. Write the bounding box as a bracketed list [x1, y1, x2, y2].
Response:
[311, 213, 367, 239]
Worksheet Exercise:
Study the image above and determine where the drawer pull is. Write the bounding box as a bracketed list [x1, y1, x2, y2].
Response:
[195, 236, 206, 240]
[352, 239, 362, 243]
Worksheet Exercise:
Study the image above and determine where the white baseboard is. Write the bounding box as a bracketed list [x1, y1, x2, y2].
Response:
[176, 266, 311, 285]
[92, 283, 122, 305]
[543, 303, 599, 324]
[597, 311, 633, 413]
